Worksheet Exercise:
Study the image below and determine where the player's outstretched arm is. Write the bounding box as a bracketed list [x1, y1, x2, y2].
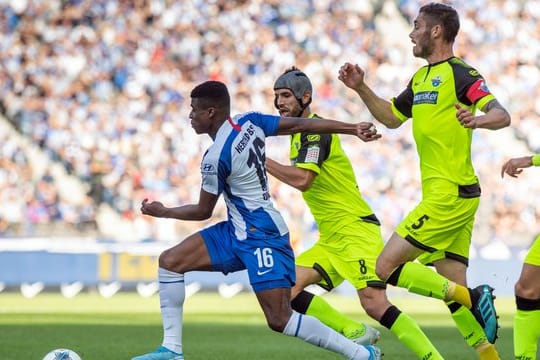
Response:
[338, 62, 402, 129]
[276, 116, 381, 142]
[141, 189, 219, 221]
[501, 154, 540, 178]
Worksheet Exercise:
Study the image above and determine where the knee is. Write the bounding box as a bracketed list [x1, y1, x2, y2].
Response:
[360, 289, 390, 320]
[375, 257, 394, 282]
[515, 281, 539, 299]
[266, 313, 290, 332]
[159, 249, 180, 272]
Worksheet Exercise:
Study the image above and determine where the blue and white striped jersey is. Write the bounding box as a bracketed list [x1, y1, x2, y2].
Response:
[201, 112, 289, 240]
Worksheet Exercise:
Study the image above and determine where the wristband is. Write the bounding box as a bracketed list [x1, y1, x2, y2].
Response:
[532, 154, 540, 167]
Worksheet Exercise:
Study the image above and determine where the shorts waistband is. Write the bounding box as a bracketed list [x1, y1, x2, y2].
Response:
[422, 178, 481, 199]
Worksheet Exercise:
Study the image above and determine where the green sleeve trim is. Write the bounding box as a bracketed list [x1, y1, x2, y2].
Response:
[296, 162, 320, 174]
[475, 94, 495, 111]
[533, 154, 540, 167]
[390, 99, 408, 122]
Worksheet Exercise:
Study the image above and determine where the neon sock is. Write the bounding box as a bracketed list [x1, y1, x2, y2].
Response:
[476, 342, 501, 360]
[389, 262, 450, 300]
[447, 302, 486, 347]
[449, 285, 473, 309]
[514, 308, 540, 359]
[446, 302, 499, 359]
[380, 305, 443, 360]
[299, 292, 365, 337]
[158, 267, 185, 355]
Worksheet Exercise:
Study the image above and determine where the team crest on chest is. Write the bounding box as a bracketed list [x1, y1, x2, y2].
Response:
[431, 76, 442, 87]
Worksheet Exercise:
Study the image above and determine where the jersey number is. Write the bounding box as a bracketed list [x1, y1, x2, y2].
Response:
[254, 247, 274, 268]
[411, 214, 430, 230]
[247, 137, 270, 200]
[359, 259, 367, 275]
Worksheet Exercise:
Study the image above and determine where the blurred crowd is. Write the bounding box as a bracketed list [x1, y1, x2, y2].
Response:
[0, 0, 539, 259]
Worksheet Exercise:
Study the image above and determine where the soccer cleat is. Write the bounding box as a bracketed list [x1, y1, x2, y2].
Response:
[470, 285, 499, 344]
[346, 324, 381, 345]
[366, 345, 382, 360]
[131, 346, 184, 360]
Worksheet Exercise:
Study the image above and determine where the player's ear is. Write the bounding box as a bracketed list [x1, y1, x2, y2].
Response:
[302, 91, 312, 106]
[431, 24, 443, 39]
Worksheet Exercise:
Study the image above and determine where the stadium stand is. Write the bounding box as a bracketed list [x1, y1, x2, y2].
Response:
[0, 0, 539, 260]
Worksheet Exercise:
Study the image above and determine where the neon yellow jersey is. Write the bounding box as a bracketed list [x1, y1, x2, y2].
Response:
[391, 57, 496, 196]
[290, 114, 376, 236]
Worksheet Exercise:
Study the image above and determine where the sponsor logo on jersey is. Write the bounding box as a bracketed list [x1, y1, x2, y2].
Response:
[413, 91, 438, 105]
[305, 146, 320, 163]
[468, 69, 479, 77]
[431, 76, 442, 87]
[201, 163, 217, 175]
[307, 134, 320, 142]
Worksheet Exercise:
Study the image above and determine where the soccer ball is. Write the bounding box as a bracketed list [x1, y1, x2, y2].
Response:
[42, 348, 82, 360]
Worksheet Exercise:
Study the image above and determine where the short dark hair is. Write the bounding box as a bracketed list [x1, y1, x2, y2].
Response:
[419, 2, 460, 43]
[190, 81, 230, 110]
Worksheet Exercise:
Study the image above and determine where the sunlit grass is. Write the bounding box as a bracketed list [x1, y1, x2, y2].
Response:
[0, 292, 518, 359]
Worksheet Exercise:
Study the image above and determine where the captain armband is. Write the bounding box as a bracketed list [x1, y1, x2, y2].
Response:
[532, 154, 540, 167]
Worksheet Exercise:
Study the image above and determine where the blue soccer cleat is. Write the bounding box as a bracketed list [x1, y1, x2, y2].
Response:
[366, 345, 382, 360]
[131, 346, 184, 360]
[471, 284, 499, 343]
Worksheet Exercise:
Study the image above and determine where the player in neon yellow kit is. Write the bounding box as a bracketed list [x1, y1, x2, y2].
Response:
[502, 154, 540, 360]
[339, 3, 510, 359]
[267, 67, 443, 359]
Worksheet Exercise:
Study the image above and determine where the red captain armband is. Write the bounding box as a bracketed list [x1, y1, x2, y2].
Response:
[466, 79, 492, 103]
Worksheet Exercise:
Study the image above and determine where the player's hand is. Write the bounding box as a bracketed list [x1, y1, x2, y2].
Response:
[141, 198, 167, 217]
[338, 63, 365, 91]
[455, 103, 477, 128]
[357, 122, 382, 142]
[501, 156, 533, 178]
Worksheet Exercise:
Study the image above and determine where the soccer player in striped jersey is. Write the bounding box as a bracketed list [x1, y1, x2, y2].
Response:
[132, 80, 382, 360]
[339, 3, 510, 359]
[502, 154, 540, 360]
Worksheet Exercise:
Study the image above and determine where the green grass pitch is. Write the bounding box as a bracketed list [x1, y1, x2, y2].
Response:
[0, 291, 519, 359]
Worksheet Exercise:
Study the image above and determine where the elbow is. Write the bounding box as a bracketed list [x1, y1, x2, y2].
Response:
[503, 113, 511, 128]
[195, 209, 213, 221]
[493, 112, 511, 130]
[381, 115, 402, 129]
[297, 180, 313, 192]
[297, 183, 311, 192]
[201, 211, 213, 220]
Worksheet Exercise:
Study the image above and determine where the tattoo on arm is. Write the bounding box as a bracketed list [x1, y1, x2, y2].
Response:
[482, 99, 504, 113]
